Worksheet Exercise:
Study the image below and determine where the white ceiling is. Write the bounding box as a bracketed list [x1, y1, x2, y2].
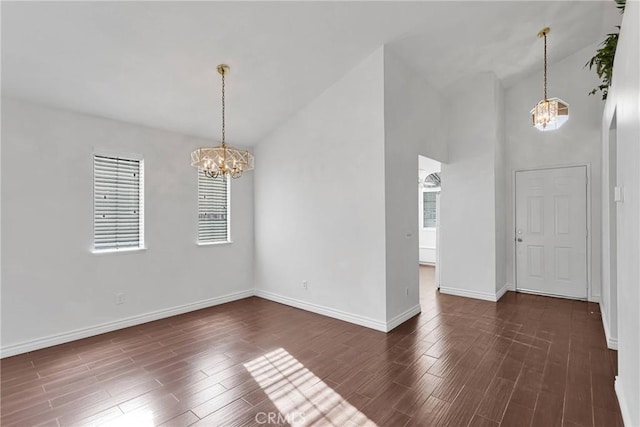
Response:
[1, 1, 621, 146]
[388, 1, 621, 89]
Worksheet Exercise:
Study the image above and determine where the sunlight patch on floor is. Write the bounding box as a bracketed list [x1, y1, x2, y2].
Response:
[96, 409, 155, 427]
[244, 348, 376, 426]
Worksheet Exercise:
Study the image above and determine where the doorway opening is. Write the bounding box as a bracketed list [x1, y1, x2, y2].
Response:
[418, 155, 441, 300]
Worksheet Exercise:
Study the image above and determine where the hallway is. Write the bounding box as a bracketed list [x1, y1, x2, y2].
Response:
[418, 265, 620, 426]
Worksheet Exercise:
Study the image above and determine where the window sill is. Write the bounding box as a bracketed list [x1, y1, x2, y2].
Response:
[196, 241, 233, 246]
[92, 247, 147, 255]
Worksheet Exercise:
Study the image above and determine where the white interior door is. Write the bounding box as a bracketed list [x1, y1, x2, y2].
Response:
[515, 166, 588, 299]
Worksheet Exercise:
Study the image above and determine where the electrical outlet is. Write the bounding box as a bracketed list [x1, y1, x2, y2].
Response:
[302, 281, 308, 290]
[116, 292, 126, 305]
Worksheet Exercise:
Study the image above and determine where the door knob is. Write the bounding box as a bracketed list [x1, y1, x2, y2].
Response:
[517, 238, 523, 242]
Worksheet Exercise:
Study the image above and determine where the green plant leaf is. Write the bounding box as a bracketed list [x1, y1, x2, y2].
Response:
[585, 0, 624, 99]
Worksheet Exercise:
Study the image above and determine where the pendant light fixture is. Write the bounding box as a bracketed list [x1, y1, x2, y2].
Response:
[530, 27, 569, 131]
[191, 64, 254, 178]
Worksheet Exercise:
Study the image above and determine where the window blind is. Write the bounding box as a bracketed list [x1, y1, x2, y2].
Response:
[198, 171, 229, 243]
[93, 155, 142, 250]
[423, 192, 437, 228]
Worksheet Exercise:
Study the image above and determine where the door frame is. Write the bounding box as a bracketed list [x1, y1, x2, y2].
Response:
[512, 163, 594, 301]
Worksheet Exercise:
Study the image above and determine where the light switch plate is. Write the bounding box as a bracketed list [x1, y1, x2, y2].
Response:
[614, 186, 624, 203]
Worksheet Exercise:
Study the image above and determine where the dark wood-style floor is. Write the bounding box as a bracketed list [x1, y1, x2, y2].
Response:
[1, 266, 622, 426]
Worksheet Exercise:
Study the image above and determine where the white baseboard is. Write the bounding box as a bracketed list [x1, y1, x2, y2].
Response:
[386, 305, 422, 332]
[600, 303, 618, 350]
[2, 286, 423, 358]
[496, 283, 509, 301]
[615, 376, 633, 427]
[255, 290, 388, 332]
[1, 289, 254, 358]
[439, 286, 505, 302]
[506, 282, 516, 291]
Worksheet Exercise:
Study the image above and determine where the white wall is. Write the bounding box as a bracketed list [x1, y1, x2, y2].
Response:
[254, 47, 446, 329]
[494, 78, 507, 295]
[601, 2, 640, 425]
[602, 113, 619, 349]
[383, 49, 446, 323]
[439, 72, 504, 301]
[1, 98, 254, 355]
[504, 44, 605, 302]
[418, 155, 441, 264]
[253, 48, 389, 329]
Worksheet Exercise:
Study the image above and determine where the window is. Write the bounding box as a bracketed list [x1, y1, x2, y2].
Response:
[198, 171, 229, 243]
[423, 192, 437, 228]
[93, 154, 143, 251]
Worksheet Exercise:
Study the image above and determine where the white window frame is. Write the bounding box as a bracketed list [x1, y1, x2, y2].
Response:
[197, 171, 232, 245]
[92, 151, 145, 254]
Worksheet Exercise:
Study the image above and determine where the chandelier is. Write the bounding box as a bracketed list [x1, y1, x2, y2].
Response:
[530, 28, 569, 131]
[191, 64, 254, 178]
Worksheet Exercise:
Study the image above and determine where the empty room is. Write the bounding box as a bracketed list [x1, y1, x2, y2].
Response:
[1, 1, 639, 426]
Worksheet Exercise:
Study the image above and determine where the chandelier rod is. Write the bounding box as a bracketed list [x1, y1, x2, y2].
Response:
[538, 27, 550, 101]
[220, 66, 226, 148]
[543, 30, 548, 100]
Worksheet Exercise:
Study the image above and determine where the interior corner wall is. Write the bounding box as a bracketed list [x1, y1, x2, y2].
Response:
[383, 50, 447, 166]
[495, 78, 507, 296]
[504, 43, 605, 302]
[382, 48, 446, 323]
[602, 1, 640, 425]
[439, 73, 501, 301]
[602, 99, 618, 350]
[253, 48, 388, 330]
[1, 97, 254, 356]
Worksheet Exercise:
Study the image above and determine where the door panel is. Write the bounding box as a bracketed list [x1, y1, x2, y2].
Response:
[528, 197, 544, 234]
[515, 166, 587, 299]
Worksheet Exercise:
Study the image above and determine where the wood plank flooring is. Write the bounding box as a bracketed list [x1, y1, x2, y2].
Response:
[1, 266, 622, 426]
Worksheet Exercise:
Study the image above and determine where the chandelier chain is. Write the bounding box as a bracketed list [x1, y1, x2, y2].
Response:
[543, 32, 548, 100]
[221, 70, 226, 147]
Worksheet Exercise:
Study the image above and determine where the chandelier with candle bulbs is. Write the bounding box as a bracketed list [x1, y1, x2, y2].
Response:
[191, 64, 254, 178]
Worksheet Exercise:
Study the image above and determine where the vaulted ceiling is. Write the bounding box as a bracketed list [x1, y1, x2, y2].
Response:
[1, 1, 621, 146]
